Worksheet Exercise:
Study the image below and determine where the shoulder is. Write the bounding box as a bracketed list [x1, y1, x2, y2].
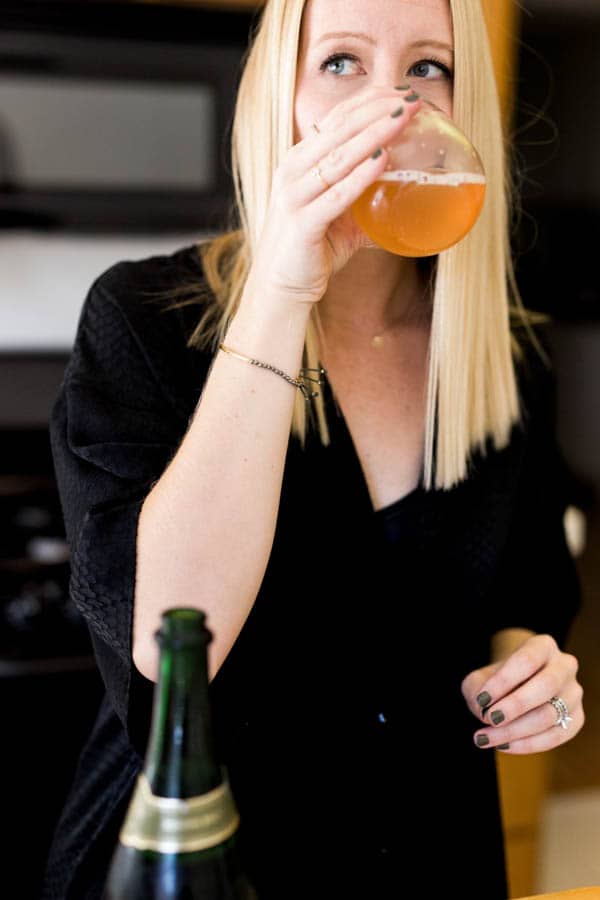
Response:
[69, 243, 213, 419]
[92, 241, 206, 295]
[82, 242, 208, 346]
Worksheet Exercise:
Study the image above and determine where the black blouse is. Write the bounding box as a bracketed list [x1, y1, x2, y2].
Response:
[42, 243, 581, 900]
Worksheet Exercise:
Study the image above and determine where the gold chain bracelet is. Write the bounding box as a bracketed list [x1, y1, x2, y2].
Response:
[218, 343, 326, 400]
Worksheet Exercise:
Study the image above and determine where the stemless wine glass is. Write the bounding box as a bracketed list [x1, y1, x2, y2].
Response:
[351, 101, 486, 257]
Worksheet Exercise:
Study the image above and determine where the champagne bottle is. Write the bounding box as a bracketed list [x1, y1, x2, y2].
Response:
[104, 608, 257, 899]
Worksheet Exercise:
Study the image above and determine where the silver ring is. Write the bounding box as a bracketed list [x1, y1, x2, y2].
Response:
[549, 696, 572, 730]
[311, 165, 330, 190]
[312, 122, 321, 134]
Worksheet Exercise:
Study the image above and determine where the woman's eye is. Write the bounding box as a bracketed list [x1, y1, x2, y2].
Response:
[319, 53, 362, 77]
[409, 59, 452, 80]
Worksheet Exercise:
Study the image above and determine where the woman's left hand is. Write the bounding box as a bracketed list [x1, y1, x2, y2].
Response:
[461, 634, 584, 753]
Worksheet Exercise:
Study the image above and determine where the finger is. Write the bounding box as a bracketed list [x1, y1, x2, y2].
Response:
[483, 659, 574, 729]
[470, 634, 558, 721]
[483, 652, 580, 729]
[473, 684, 584, 751]
[460, 662, 503, 721]
[284, 85, 420, 182]
[293, 93, 423, 209]
[481, 704, 585, 755]
[297, 146, 393, 233]
[317, 83, 416, 137]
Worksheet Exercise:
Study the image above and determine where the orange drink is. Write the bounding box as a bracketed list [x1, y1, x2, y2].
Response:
[351, 169, 486, 257]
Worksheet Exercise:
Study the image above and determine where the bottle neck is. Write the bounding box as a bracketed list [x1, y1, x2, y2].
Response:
[144, 635, 221, 799]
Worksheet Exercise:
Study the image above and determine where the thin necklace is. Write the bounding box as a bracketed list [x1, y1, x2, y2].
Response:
[321, 316, 421, 349]
[319, 299, 432, 350]
[370, 320, 404, 349]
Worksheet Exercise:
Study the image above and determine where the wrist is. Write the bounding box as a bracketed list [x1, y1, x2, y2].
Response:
[225, 281, 312, 377]
[231, 280, 311, 341]
[240, 270, 318, 321]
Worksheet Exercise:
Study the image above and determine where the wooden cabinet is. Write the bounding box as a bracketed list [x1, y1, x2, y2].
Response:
[481, 0, 521, 130]
[131, 0, 262, 9]
[497, 751, 550, 898]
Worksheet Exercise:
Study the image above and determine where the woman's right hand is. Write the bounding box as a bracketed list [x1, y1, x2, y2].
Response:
[248, 85, 423, 307]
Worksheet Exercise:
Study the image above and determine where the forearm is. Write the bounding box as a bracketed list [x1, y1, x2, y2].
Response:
[133, 278, 312, 682]
[491, 627, 536, 664]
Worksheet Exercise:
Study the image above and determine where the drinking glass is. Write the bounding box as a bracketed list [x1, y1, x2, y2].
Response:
[351, 101, 486, 257]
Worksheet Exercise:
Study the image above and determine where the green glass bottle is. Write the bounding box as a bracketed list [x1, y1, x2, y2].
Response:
[104, 608, 257, 899]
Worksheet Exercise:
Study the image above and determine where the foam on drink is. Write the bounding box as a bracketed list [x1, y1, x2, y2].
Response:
[351, 169, 486, 257]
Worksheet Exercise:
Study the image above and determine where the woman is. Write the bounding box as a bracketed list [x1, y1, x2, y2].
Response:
[44, 0, 584, 897]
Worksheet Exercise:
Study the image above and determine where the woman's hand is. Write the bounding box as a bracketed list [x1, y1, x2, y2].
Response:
[248, 85, 423, 307]
[461, 633, 584, 753]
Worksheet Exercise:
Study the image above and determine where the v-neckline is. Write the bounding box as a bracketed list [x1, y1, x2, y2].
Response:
[320, 366, 425, 517]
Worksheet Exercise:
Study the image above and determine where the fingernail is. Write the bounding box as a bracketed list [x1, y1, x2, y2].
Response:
[404, 91, 420, 103]
[390, 105, 404, 118]
[477, 692, 492, 708]
[491, 710, 505, 726]
[394, 83, 411, 91]
[497, 744, 510, 751]
[476, 735, 490, 747]
[371, 147, 383, 160]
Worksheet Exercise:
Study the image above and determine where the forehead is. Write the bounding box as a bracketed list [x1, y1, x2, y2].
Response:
[300, 0, 453, 46]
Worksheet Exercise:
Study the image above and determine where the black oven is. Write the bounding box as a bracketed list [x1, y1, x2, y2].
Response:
[0, 1, 257, 234]
[0, 9, 260, 896]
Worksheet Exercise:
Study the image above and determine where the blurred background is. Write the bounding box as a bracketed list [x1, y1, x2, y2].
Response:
[0, 1, 597, 897]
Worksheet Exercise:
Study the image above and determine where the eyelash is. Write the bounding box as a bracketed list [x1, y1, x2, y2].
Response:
[319, 52, 453, 80]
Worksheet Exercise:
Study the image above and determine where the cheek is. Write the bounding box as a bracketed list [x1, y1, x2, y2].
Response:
[293, 78, 318, 144]
[442, 81, 454, 119]
[444, 86, 454, 119]
[293, 71, 344, 144]
[421, 81, 453, 118]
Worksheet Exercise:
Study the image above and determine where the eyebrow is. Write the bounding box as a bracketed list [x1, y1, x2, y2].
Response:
[316, 31, 454, 57]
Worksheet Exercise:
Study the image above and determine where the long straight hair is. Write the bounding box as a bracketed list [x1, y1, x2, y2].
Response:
[184, 0, 542, 491]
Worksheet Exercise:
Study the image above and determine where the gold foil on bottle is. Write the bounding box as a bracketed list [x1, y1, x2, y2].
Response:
[119, 775, 240, 853]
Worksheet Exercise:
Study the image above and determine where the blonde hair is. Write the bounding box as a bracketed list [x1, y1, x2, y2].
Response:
[183, 0, 544, 491]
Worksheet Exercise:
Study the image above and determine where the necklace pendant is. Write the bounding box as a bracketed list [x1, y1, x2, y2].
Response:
[371, 334, 384, 349]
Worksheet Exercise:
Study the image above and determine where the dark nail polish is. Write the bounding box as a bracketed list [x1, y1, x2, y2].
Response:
[491, 710, 505, 726]
[476, 735, 490, 747]
[371, 147, 383, 160]
[390, 105, 404, 118]
[497, 744, 510, 750]
[477, 692, 492, 708]
[404, 91, 420, 102]
[394, 83, 411, 91]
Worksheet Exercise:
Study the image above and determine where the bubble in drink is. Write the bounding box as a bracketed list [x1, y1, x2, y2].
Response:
[351, 169, 486, 257]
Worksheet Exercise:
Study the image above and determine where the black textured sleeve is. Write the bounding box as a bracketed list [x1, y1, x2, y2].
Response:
[488, 345, 582, 651]
[49, 253, 209, 754]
